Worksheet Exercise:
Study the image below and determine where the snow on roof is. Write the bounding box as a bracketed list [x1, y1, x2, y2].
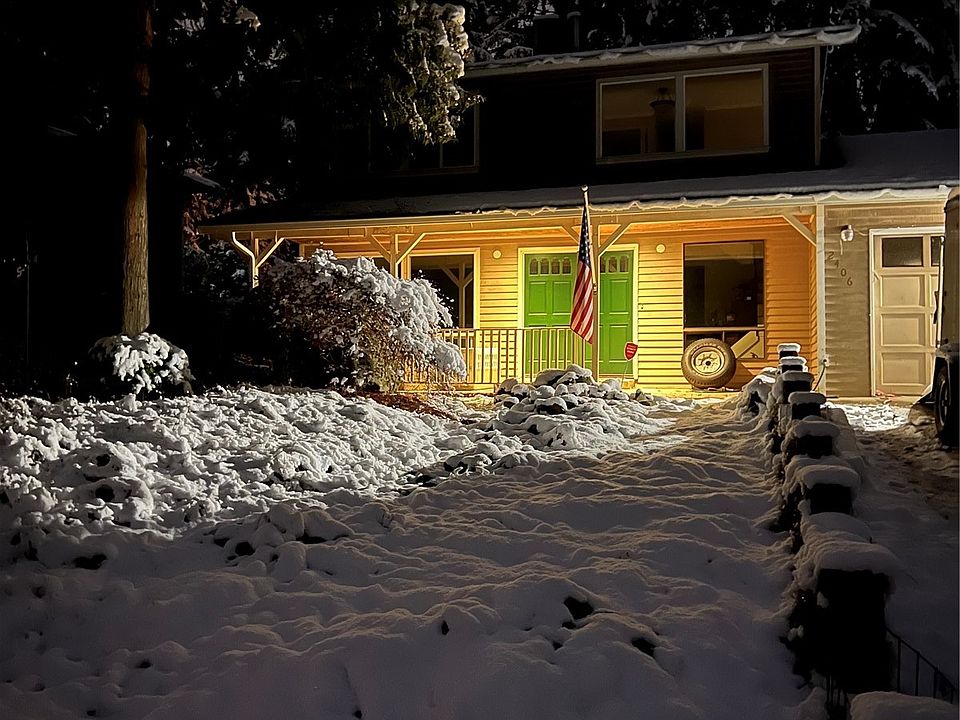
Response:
[203, 130, 959, 230]
[466, 25, 861, 77]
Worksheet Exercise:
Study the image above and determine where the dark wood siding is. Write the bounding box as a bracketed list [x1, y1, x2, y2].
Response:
[359, 48, 817, 198]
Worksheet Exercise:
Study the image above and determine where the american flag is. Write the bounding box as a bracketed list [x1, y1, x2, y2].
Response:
[570, 200, 595, 343]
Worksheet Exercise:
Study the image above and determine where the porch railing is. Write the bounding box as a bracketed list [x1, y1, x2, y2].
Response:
[408, 327, 591, 387]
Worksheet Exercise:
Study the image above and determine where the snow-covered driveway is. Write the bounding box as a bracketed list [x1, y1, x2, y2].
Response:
[1, 389, 819, 720]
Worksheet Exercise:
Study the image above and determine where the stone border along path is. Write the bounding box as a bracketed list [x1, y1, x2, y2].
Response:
[741, 343, 958, 718]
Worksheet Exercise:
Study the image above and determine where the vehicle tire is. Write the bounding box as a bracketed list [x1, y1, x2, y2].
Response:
[934, 364, 958, 446]
[681, 338, 738, 389]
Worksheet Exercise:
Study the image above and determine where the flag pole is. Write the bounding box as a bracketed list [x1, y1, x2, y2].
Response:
[582, 185, 601, 382]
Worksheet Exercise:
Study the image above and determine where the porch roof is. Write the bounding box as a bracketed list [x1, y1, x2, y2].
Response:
[202, 130, 958, 232]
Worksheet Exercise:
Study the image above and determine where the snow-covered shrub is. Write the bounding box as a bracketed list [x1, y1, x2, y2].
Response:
[85, 333, 194, 399]
[259, 251, 466, 389]
[183, 238, 250, 303]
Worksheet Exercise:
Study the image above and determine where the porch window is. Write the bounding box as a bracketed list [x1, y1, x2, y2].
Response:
[683, 241, 764, 328]
[410, 255, 475, 328]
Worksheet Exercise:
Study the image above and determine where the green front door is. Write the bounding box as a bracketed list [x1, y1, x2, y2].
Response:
[598, 252, 634, 375]
[522, 251, 633, 376]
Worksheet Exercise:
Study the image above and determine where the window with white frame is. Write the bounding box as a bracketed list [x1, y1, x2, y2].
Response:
[599, 66, 767, 159]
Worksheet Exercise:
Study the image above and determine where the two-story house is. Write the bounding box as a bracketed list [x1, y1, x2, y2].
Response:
[203, 24, 959, 397]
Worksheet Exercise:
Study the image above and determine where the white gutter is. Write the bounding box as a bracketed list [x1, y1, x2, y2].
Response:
[466, 26, 861, 79]
[200, 185, 952, 235]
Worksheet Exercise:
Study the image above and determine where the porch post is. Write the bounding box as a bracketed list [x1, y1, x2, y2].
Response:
[231, 231, 284, 288]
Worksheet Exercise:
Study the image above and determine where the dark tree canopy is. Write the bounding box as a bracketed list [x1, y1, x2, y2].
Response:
[2, 0, 474, 201]
[462, 0, 958, 134]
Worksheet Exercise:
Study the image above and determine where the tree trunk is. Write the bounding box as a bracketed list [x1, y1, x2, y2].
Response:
[122, 0, 152, 336]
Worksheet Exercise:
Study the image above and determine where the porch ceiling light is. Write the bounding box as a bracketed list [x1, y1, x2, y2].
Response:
[840, 224, 854, 242]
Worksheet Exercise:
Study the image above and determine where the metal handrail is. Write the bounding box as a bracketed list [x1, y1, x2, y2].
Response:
[819, 627, 958, 720]
[887, 626, 958, 704]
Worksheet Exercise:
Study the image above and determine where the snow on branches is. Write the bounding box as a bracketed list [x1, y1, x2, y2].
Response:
[88, 333, 195, 399]
[260, 250, 466, 389]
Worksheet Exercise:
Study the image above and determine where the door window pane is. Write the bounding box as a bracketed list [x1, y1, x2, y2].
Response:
[881, 236, 923, 267]
[683, 241, 764, 328]
[684, 70, 764, 152]
[601, 79, 676, 156]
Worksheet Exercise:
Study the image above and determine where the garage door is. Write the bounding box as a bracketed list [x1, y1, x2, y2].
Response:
[872, 233, 943, 396]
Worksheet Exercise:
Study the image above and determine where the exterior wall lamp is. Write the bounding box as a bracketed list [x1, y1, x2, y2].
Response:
[840, 224, 855, 242]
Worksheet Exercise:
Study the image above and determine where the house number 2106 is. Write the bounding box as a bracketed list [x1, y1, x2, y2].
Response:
[826, 251, 854, 286]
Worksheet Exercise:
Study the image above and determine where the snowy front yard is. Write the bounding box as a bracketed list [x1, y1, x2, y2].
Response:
[0, 383, 956, 719]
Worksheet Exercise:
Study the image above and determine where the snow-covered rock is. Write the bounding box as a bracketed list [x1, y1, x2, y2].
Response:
[794, 520, 901, 592]
[849, 691, 957, 720]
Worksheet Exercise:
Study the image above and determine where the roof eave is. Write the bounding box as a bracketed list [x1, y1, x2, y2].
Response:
[466, 25, 861, 79]
[198, 184, 951, 237]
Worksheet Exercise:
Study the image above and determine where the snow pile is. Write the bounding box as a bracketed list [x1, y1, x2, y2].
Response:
[476, 366, 681, 455]
[0, 389, 449, 563]
[89, 333, 194, 398]
[0, 383, 693, 564]
[0, 395, 824, 720]
[737, 368, 777, 415]
[850, 691, 958, 720]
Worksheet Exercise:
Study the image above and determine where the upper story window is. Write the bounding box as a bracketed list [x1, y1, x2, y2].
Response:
[377, 106, 479, 173]
[598, 66, 767, 161]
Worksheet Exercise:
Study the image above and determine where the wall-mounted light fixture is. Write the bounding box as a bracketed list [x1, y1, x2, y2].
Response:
[840, 224, 854, 242]
[492, 249, 503, 259]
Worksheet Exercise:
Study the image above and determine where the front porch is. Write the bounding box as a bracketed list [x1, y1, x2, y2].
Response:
[407, 326, 767, 392]
[407, 326, 617, 390]
[212, 201, 821, 393]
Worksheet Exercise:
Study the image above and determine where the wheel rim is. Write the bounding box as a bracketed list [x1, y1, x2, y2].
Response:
[938, 380, 950, 426]
[693, 348, 725, 376]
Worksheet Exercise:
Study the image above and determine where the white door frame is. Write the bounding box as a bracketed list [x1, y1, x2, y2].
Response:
[517, 244, 639, 377]
[868, 225, 945, 395]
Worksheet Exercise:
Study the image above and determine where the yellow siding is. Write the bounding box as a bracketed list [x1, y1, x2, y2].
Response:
[822, 202, 945, 397]
[629, 227, 814, 390]
[298, 217, 816, 392]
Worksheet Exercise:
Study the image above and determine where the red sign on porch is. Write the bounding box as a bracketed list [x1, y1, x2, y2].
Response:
[624, 342, 638, 360]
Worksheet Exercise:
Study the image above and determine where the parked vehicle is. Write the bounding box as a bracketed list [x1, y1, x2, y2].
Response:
[933, 188, 959, 445]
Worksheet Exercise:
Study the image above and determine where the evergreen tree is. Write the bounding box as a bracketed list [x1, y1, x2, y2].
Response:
[462, 0, 958, 133]
[2, 1, 473, 336]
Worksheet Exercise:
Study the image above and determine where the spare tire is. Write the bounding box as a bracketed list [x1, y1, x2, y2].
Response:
[681, 338, 738, 389]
